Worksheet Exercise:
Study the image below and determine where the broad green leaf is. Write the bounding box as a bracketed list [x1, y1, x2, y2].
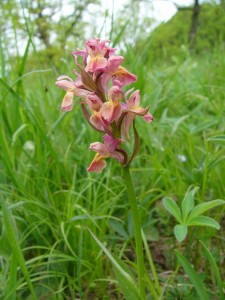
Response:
[163, 197, 182, 223]
[87, 227, 141, 300]
[189, 216, 220, 230]
[181, 187, 198, 221]
[109, 219, 129, 239]
[174, 224, 188, 243]
[175, 251, 209, 300]
[188, 200, 225, 221]
[199, 241, 224, 300]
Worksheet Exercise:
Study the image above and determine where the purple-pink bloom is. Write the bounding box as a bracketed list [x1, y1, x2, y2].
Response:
[100, 56, 137, 90]
[121, 90, 153, 140]
[55, 76, 89, 111]
[88, 135, 124, 173]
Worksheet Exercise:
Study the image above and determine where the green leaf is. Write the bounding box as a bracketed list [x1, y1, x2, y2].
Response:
[109, 219, 129, 239]
[175, 251, 209, 300]
[174, 224, 188, 243]
[181, 187, 198, 221]
[188, 216, 220, 230]
[86, 227, 141, 300]
[162, 197, 182, 223]
[199, 241, 224, 300]
[188, 200, 225, 221]
[113, 266, 142, 300]
[189, 216, 220, 230]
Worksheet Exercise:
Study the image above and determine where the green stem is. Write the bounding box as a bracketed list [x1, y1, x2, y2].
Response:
[122, 166, 146, 300]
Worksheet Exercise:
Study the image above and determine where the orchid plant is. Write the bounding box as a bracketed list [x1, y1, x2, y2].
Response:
[56, 38, 153, 299]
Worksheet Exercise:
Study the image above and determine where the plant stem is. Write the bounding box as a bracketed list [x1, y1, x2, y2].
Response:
[122, 166, 146, 300]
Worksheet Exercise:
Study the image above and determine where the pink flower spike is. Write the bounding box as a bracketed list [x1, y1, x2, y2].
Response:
[61, 91, 74, 111]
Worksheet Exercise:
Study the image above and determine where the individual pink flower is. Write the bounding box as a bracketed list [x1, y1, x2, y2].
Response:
[84, 93, 108, 132]
[88, 134, 124, 173]
[100, 56, 137, 90]
[121, 90, 153, 140]
[101, 85, 123, 123]
[84, 38, 108, 73]
[55, 76, 89, 111]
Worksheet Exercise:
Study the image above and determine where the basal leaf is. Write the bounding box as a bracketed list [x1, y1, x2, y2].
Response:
[163, 197, 182, 223]
[174, 224, 188, 243]
[181, 187, 198, 222]
[188, 200, 225, 221]
[189, 216, 220, 230]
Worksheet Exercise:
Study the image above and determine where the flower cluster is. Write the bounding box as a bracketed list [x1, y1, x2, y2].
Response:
[56, 38, 153, 172]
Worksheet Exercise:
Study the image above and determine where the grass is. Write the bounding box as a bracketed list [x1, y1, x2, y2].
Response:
[0, 20, 225, 300]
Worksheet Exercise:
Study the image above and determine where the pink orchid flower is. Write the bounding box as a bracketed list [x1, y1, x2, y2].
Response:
[100, 56, 137, 90]
[88, 134, 124, 173]
[84, 38, 108, 73]
[55, 76, 89, 111]
[121, 89, 153, 140]
[101, 85, 123, 123]
[84, 93, 108, 132]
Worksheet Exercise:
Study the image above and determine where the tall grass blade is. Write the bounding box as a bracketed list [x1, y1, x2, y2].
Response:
[87, 227, 141, 300]
[199, 240, 224, 300]
[175, 250, 209, 300]
[1, 197, 37, 300]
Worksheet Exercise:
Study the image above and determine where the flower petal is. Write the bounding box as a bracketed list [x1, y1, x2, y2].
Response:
[128, 90, 140, 107]
[143, 113, 153, 123]
[85, 56, 107, 73]
[113, 66, 137, 86]
[107, 56, 124, 72]
[101, 102, 114, 122]
[101, 72, 112, 91]
[103, 134, 121, 152]
[61, 91, 74, 111]
[90, 114, 106, 131]
[56, 79, 75, 91]
[89, 142, 109, 156]
[87, 154, 107, 173]
[123, 112, 136, 141]
[110, 150, 124, 163]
